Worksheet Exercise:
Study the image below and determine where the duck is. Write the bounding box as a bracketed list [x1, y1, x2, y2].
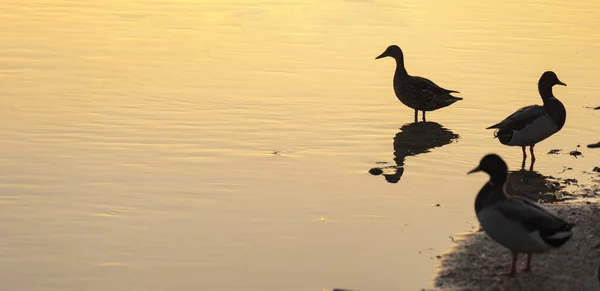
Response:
[486, 71, 567, 170]
[468, 154, 573, 276]
[375, 45, 462, 122]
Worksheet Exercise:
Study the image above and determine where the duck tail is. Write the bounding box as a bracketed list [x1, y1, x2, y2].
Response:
[486, 123, 501, 130]
[491, 129, 499, 138]
[495, 129, 514, 144]
[543, 223, 574, 248]
[544, 232, 572, 248]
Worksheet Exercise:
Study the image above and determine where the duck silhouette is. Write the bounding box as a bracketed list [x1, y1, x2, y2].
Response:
[370, 121, 460, 183]
[376, 45, 462, 122]
[487, 71, 567, 170]
[468, 154, 573, 275]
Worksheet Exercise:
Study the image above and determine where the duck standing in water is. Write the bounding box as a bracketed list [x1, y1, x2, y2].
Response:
[468, 154, 573, 276]
[375, 45, 462, 122]
[487, 71, 567, 170]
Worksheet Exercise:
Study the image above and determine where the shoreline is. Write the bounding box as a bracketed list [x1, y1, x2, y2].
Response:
[427, 199, 600, 291]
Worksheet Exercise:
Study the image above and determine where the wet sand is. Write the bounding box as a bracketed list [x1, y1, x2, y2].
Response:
[428, 198, 600, 291]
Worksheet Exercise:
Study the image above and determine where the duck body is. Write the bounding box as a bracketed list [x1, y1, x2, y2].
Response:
[476, 191, 572, 254]
[488, 102, 566, 147]
[393, 74, 461, 112]
[376, 45, 462, 121]
[486, 71, 567, 170]
[469, 154, 573, 275]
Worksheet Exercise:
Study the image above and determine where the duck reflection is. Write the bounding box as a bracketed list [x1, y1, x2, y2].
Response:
[505, 169, 559, 202]
[369, 121, 459, 183]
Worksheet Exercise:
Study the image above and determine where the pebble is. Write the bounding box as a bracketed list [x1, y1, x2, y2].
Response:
[369, 168, 383, 175]
[569, 150, 582, 158]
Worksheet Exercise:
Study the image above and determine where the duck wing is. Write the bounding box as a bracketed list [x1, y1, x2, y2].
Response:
[493, 197, 572, 245]
[410, 76, 460, 96]
[486, 105, 546, 131]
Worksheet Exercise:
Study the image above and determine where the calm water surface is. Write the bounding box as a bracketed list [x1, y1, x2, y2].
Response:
[1, 0, 599, 290]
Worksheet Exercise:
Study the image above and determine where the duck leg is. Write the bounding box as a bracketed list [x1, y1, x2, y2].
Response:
[529, 145, 536, 171]
[422, 111, 426, 122]
[414, 109, 418, 123]
[496, 251, 518, 276]
[521, 146, 527, 170]
[519, 253, 532, 272]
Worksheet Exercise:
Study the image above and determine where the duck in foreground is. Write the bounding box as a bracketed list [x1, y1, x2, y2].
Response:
[468, 154, 573, 276]
[486, 71, 567, 170]
[376, 45, 462, 122]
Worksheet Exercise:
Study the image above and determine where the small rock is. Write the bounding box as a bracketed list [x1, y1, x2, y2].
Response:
[590, 142, 600, 148]
[593, 167, 600, 173]
[569, 150, 583, 158]
[564, 178, 578, 184]
[369, 168, 383, 175]
[548, 149, 562, 154]
[435, 204, 441, 207]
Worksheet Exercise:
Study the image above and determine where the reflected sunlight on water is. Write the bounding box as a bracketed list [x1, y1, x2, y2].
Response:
[0, 0, 599, 290]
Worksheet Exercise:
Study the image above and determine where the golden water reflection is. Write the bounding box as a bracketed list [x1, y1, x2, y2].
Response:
[1, 0, 600, 291]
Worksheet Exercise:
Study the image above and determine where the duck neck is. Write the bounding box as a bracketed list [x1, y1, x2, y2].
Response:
[489, 171, 508, 187]
[475, 174, 507, 212]
[539, 83, 566, 129]
[538, 83, 555, 101]
[393, 57, 409, 80]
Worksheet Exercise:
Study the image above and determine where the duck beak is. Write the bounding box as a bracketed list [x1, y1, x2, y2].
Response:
[467, 166, 481, 175]
[375, 52, 387, 59]
[557, 80, 567, 86]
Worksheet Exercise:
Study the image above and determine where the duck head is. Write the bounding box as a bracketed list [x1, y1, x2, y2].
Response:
[468, 154, 508, 185]
[539, 71, 566, 87]
[376, 45, 404, 60]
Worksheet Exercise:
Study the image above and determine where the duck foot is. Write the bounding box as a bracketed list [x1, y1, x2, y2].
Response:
[493, 251, 518, 276]
[494, 269, 517, 276]
[520, 253, 532, 272]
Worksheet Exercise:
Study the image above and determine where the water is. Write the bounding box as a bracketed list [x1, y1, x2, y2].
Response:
[1, 0, 599, 290]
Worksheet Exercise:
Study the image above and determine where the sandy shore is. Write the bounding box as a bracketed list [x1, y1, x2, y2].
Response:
[428, 199, 600, 291]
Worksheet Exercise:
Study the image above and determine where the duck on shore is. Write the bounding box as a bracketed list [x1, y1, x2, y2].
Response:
[486, 71, 567, 170]
[468, 154, 573, 276]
